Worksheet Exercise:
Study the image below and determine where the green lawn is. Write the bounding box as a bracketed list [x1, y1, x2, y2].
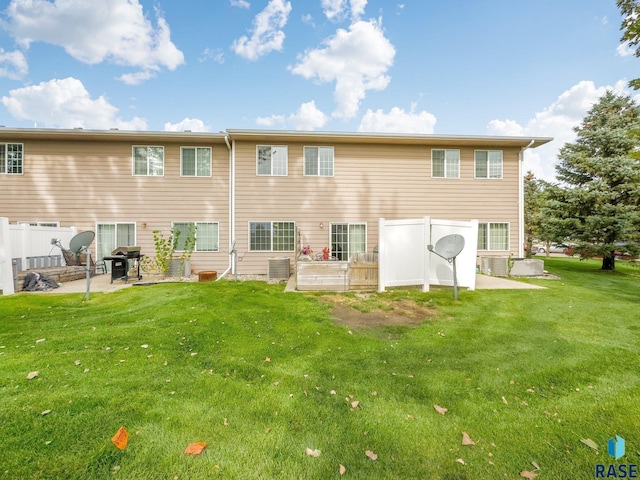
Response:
[1, 257, 639, 479]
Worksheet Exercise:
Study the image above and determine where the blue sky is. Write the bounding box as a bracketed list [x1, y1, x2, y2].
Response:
[0, 0, 637, 180]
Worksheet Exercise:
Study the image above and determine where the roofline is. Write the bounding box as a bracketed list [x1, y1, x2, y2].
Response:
[0, 126, 553, 148]
[225, 129, 553, 148]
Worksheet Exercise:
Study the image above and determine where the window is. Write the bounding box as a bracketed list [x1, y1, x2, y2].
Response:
[173, 222, 219, 252]
[330, 223, 366, 261]
[304, 146, 334, 176]
[431, 149, 459, 178]
[477, 222, 509, 251]
[181, 147, 212, 177]
[475, 150, 503, 179]
[257, 146, 288, 176]
[0, 143, 23, 174]
[96, 223, 136, 262]
[133, 146, 164, 176]
[249, 221, 295, 251]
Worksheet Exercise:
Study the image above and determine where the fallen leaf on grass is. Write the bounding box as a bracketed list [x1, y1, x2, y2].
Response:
[305, 448, 321, 458]
[339, 464, 346, 475]
[456, 458, 465, 465]
[461, 432, 476, 446]
[520, 471, 538, 479]
[502, 396, 508, 404]
[351, 400, 359, 409]
[580, 438, 599, 452]
[365, 450, 378, 461]
[532, 461, 541, 470]
[264, 357, 271, 363]
[74, 360, 81, 366]
[111, 426, 129, 451]
[184, 442, 207, 455]
[41, 409, 51, 416]
[36, 338, 45, 344]
[223, 418, 229, 426]
[27, 371, 39, 379]
[433, 405, 448, 415]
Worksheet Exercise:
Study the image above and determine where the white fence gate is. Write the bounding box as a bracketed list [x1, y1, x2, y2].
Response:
[378, 217, 478, 292]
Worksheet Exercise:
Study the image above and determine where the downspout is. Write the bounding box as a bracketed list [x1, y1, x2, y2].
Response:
[518, 139, 535, 258]
[217, 134, 235, 280]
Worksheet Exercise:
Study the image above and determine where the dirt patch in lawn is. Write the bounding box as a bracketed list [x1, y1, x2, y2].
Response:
[319, 294, 437, 329]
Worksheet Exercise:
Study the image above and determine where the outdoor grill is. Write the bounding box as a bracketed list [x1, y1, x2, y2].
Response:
[103, 246, 143, 284]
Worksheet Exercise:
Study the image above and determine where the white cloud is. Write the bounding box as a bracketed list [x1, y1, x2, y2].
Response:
[198, 48, 225, 64]
[487, 80, 628, 181]
[230, 0, 251, 8]
[256, 100, 328, 130]
[4, 0, 184, 83]
[0, 48, 28, 80]
[358, 104, 436, 133]
[322, 0, 367, 21]
[164, 118, 211, 132]
[290, 19, 395, 120]
[617, 41, 635, 57]
[1, 77, 147, 129]
[231, 0, 292, 61]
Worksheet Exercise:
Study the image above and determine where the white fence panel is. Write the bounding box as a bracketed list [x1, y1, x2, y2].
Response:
[10, 223, 77, 270]
[429, 219, 478, 291]
[378, 217, 431, 292]
[0, 217, 14, 295]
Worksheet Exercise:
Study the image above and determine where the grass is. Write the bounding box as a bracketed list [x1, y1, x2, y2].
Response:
[1, 257, 639, 479]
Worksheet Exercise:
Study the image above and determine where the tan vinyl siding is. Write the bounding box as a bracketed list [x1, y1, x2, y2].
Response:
[234, 141, 521, 274]
[0, 138, 230, 273]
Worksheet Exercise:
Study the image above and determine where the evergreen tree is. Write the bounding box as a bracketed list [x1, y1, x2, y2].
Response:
[618, 0, 640, 90]
[547, 91, 640, 270]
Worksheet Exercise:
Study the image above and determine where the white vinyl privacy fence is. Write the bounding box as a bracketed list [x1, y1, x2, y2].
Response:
[0, 217, 77, 295]
[378, 217, 478, 292]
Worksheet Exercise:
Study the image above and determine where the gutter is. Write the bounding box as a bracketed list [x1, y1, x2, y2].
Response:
[518, 139, 535, 258]
[217, 134, 235, 280]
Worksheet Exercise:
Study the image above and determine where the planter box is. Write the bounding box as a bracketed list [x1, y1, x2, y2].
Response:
[296, 261, 348, 291]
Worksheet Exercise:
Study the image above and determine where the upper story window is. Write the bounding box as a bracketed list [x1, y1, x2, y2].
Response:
[475, 150, 503, 179]
[181, 147, 212, 177]
[257, 146, 288, 176]
[304, 146, 334, 176]
[0, 143, 23, 174]
[431, 149, 459, 178]
[133, 146, 164, 176]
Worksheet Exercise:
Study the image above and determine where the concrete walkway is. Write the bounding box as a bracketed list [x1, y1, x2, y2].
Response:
[19, 271, 545, 295]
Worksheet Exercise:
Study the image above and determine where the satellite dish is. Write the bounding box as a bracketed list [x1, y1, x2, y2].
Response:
[432, 234, 465, 260]
[427, 234, 466, 301]
[69, 231, 95, 254]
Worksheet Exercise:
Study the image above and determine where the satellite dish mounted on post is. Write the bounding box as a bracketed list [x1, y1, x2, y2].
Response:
[68, 231, 95, 301]
[427, 234, 465, 300]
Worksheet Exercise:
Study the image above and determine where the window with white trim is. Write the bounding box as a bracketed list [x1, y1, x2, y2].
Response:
[304, 146, 334, 176]
[330, 223, 366, 261]
[249, 221, 295, 251]
[173, 221, 219, 252]
[477, 222, 509, 251]
[181, 147, 212, 177]
[96, 223, 136, 262]
[431, 149, 459, 178]
[475, 150, 503, 179]
[133, 146, 164, 176]
[0, 143, 23, 174]
[257, 146, 288, 176]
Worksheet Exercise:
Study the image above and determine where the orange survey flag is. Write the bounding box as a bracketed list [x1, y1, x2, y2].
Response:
[111, 426, 129, 450]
